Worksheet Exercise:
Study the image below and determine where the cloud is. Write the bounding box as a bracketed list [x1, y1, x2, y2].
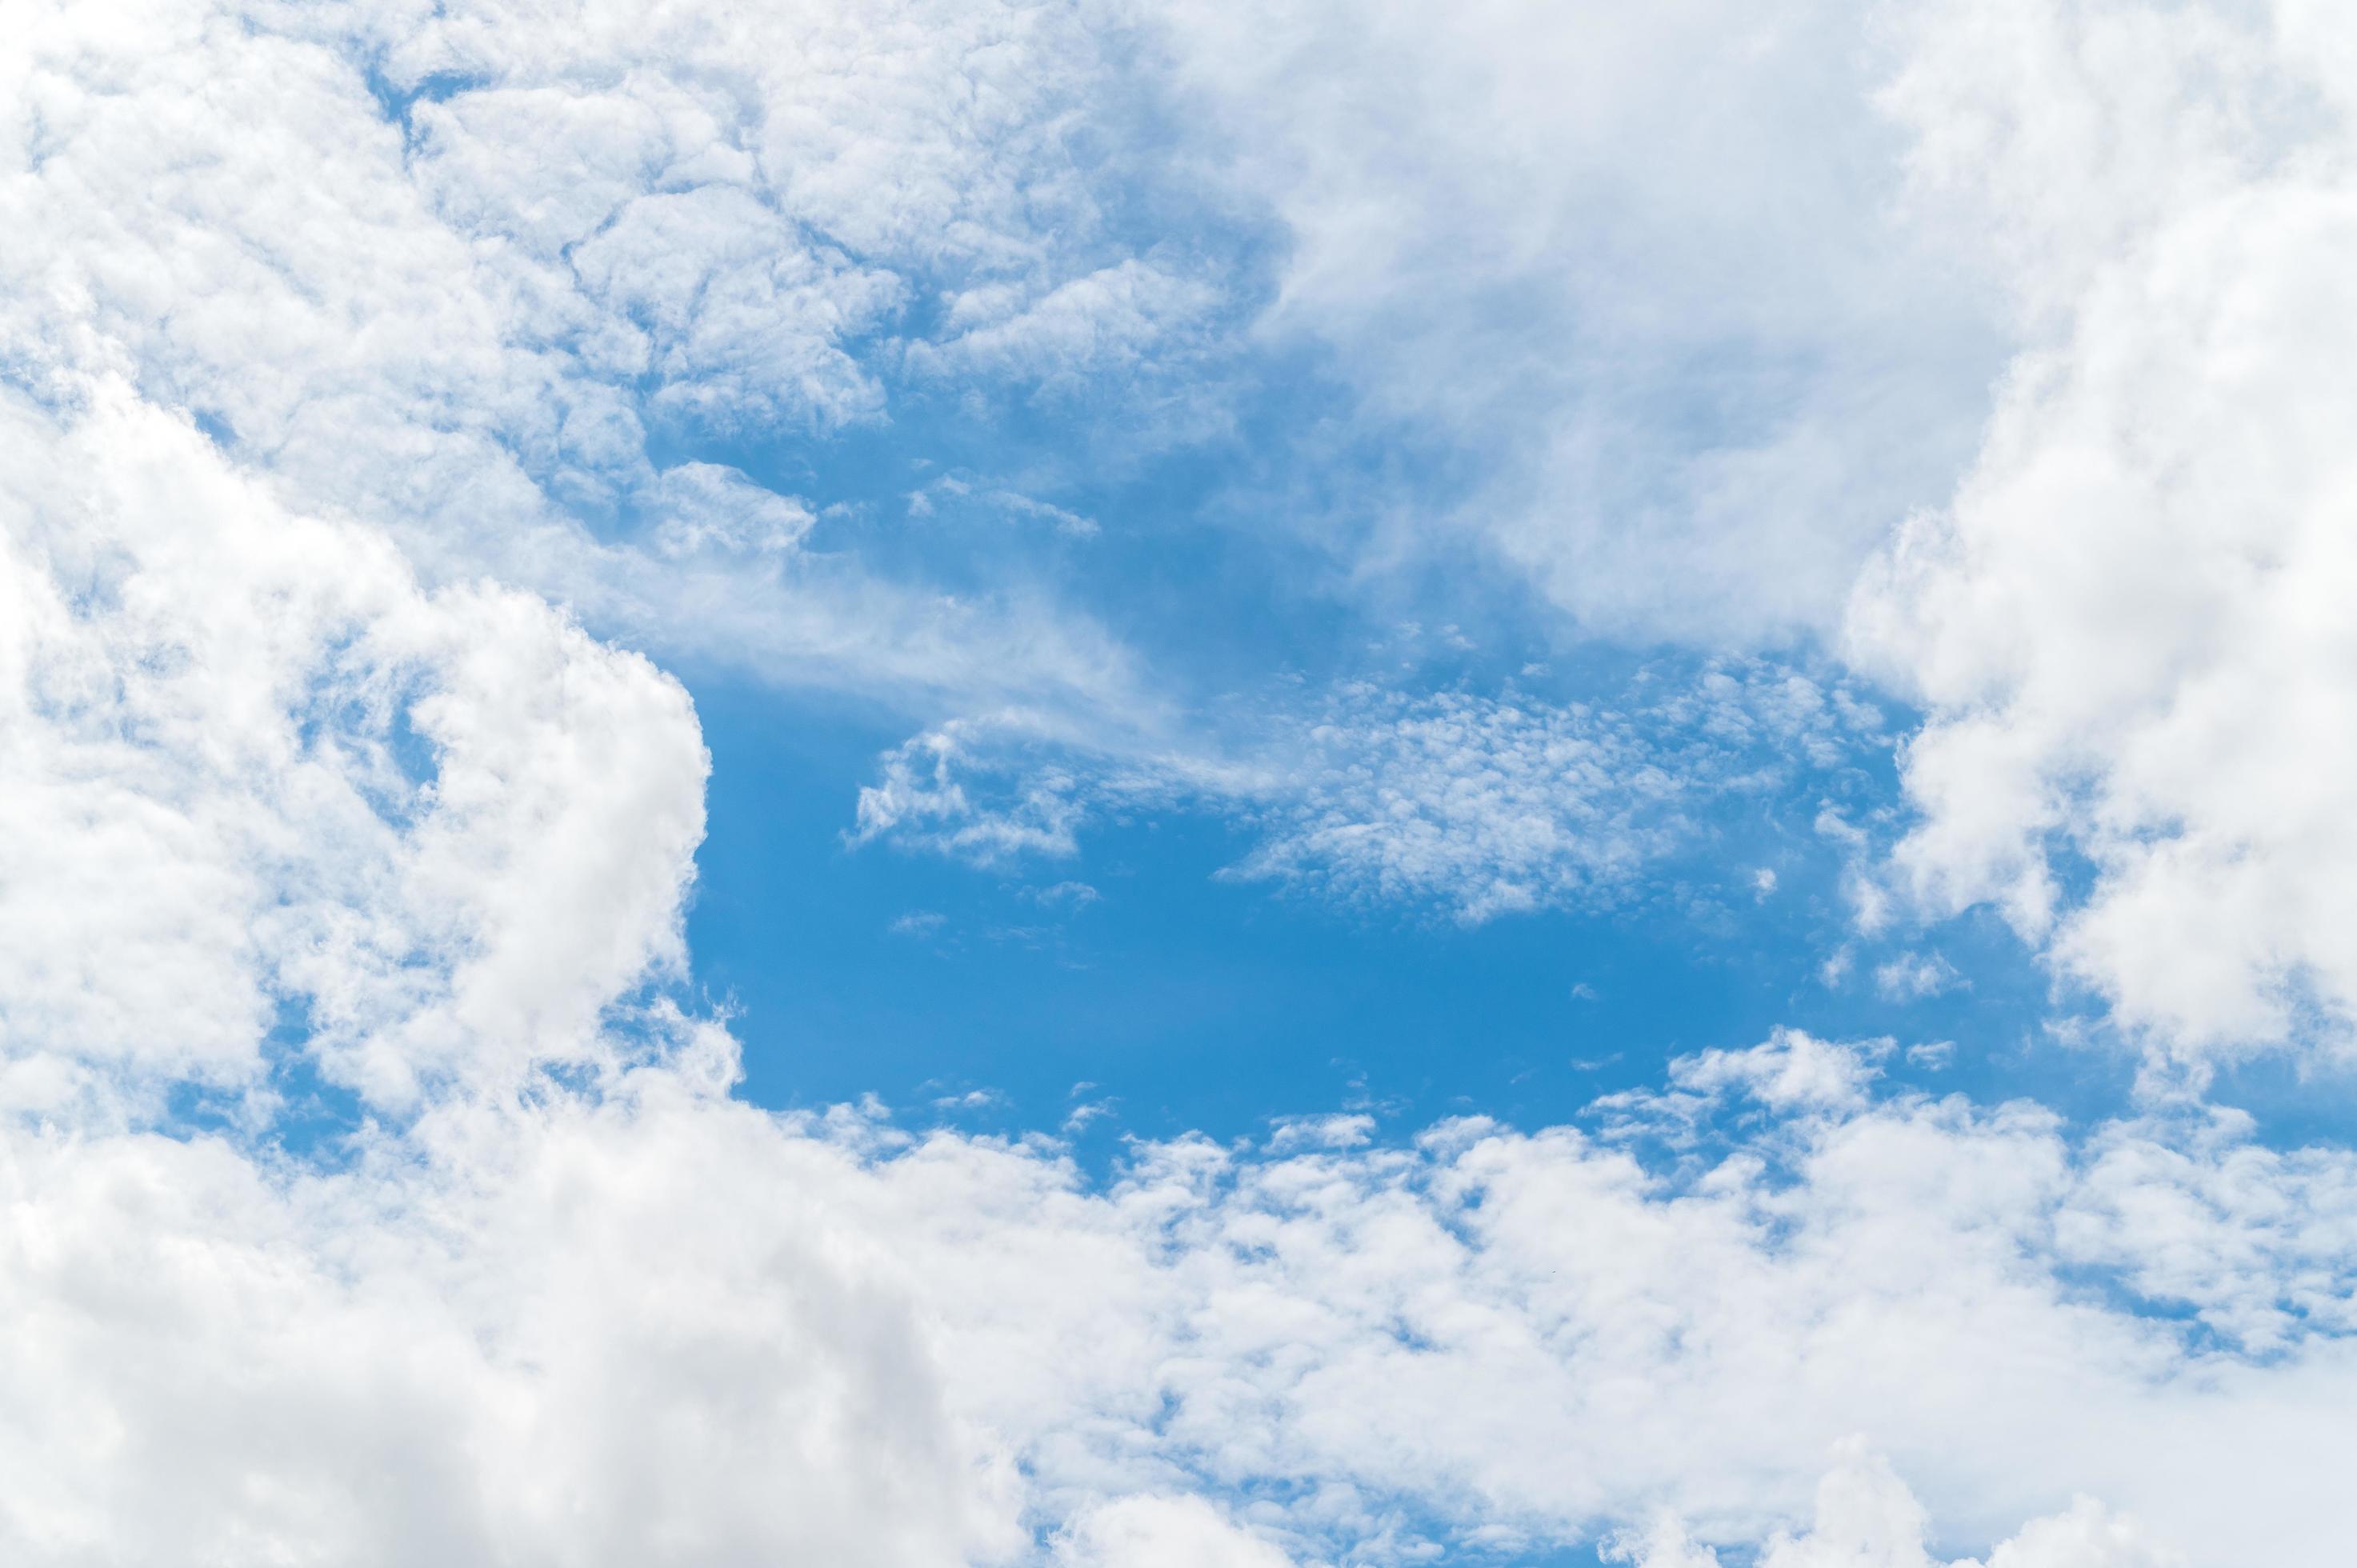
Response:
[16, 4, 2357, 1566]
[851, 722, 1091, 865]
[0, 0, 1163, 729]
[913, 260, 1226, 392]
[11, 1013, 2357, 1561]
[855, 661, 1885, 922]
[2, 422, 2328, 1559]
[906, 475, 1101, 538]
[1049, 1495, 1296, 1568]
[1672, 1027, 1890, 1113]
[1612, 1442, 2177, 1568]
[1147, 0, 2007, 644]
[0, 379, 705, 1114]
[1848, 0, 2357, 1065]
[1877, 952, 1967, 1003]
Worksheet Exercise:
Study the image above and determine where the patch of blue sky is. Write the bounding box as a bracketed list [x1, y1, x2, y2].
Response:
[686, 670, 2097, 1154]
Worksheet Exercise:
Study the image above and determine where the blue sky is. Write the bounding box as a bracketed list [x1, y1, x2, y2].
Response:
[689, 671, 2055, 1142]
[11, 2, 2357, 1565]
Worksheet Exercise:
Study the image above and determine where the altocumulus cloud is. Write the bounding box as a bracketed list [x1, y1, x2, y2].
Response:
[11, 0, 2357, 1564]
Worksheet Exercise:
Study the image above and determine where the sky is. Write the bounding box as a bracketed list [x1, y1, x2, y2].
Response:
[6, 0, 2357, 1563]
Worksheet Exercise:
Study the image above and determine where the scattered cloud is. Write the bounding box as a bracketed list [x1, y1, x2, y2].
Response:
[1026, 882, 1103, 910]
[854, 661, 1887, 924]
[1875, 952, 1967, 1003]
[1906, 1040, 1958, 1072]
[13, 3, 2357, 1566]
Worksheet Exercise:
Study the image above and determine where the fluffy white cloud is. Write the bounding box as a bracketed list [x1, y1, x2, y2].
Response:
[1049, 1495, 1296, 1568]
[0, 379, 704, 1113]
[12, 999, 2357, 1562]
[1850, 0, 2357, 1063]
[1611, 1445, 2176, 1568]
[16, 3, 2357, 1566]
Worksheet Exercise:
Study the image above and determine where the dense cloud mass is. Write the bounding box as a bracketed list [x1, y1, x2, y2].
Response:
[1851, 0, 2357, 1064]
[8, 0, 2357, 1564]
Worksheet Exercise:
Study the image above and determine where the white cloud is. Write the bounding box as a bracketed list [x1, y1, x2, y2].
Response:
[1877, 952, 1968, 1003]
[0, 0, 1163, 730]
[852, 722, 1090, 865]
[1849, 0, 2357, 1065]
[0, 422, 2351, 1562]
[644, 462, 817, 560]
[1027, 881, 1104, 910]
[907, 475, 1102, 538]
[18, 5, 2357, 1566]
[0, 379, 704, 1114]
[1148, 0, 2006, 644]
[1610, 1443, 2176, 1568]
[857, 662, 1884, 922]
[1907, 1040, 1959, 1072]
[914, 260, 1225, 392]
[1672, 1027, 1890, 1113]
[1049, 1495, 1297, 1568]
[10, 1016, 2357, 1562]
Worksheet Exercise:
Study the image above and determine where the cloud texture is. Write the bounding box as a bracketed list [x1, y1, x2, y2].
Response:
[10, 0, 2357, 1563]
[1847, 0, 2357, 1065]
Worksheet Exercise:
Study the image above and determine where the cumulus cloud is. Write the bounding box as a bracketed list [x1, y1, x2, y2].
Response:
[1048, 1495, 1296, 1568]
[13, 1006, 2357, 1560]
[0, 0, 1159, 725]
[0, 380, 705, 1114]
[1850, 0, 2357, 1064]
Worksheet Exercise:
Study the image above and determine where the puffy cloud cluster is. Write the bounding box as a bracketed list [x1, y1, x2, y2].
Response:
[1851, 0, 2357, 1062]
[8, 922, 2357, 1563]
